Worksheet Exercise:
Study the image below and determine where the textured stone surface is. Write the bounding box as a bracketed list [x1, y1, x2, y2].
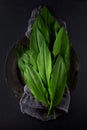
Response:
[25, 5, 41, 38]
[20, 85, 70, 121]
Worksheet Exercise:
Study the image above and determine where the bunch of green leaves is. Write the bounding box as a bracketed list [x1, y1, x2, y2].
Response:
[16, 6, 71, 116]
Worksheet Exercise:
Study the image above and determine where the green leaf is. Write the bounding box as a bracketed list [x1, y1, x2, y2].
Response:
[36, 27, 45, 50]
[17, 49, 38, 73]
[37, 15, 50, 45]
[53, 27, 70, 72]
[49, 55, 67, 109]
[61, 29, 70, 72]
[53, 27, 64, 57]
[30, 26, 39, 54]
[30, 17, 42, 54]
[17, 51, 30, 73]
[37, 42, 52, 87]
[15, 45, 27, 59]
[23, 65, 49, 107]
[54, 21, 61, 37]
[26, 49, 38, 70]
[40, 6, 54, 27]
[17, 57, 25, 74]
[40, 6, 61, 50]
[30, 20, 46, 54]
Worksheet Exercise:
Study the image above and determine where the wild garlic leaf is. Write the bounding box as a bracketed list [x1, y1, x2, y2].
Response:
[15, 45, 27, 59]
[54, 21, 61, 37]
[23, 65, 49, 107]
[29, 18, 39, 54]
[53, 27, 70, 72]
[61, 29, 70, 72]
[53, 27, 64, 57]
[37, 16, 50, 45]
[30, 28, 48, 70]
[26, 50, 38, 70]
[49, 55, 67, 109]
[17, 57, 25, 74]
[30, 28, 39, 54]
[17, 51, 30, 74]
[37, 42, 52, 87]
[36, 27, 46, 50]
[30, 19, 47, 54]
[40, 6, 54, 28]
[40, 6, 61, 50]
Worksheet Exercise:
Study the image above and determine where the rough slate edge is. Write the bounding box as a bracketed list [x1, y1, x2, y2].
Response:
[20, 85, 70, 121]
[25, 5, 42, 38]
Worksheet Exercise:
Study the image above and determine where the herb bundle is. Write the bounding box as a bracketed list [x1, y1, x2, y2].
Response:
[16, 6, 70, 115]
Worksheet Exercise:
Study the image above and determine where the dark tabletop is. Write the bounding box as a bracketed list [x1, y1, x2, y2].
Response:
[0, 0, 87, 129]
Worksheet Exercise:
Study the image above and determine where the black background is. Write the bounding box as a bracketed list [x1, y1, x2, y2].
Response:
[0, 0, 87, 129]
